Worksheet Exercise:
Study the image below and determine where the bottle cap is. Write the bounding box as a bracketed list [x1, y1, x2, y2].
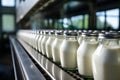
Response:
[104, 32, 120, 39]
[64, 31, 78, 36]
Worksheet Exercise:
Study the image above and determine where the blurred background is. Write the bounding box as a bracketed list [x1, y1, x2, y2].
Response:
[0, 0, 15, 80]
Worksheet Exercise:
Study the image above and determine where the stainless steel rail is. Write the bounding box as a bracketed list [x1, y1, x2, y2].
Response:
[18, 39, 76, 80]
[10, 36, 94, 80]
[17, 39, 82, 80]
[10, 37, 18, 80]
[10, 37, 46, 80]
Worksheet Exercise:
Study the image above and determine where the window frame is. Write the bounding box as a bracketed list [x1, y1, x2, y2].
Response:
[96, 8, 120, 30]
[2, 14, 15, 32]
[1, 0, 15, 7]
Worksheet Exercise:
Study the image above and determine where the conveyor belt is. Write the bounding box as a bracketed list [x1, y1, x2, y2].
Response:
[18, 38, 76, 80]
[17, 37, 94, 80]
[10, 36, 94, 80]
[10, 37, 46, 80]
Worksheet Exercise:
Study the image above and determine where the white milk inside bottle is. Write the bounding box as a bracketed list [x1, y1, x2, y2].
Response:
[35, 31, 40, 50]
[60, 31, 79, 69]
[33, 30, 37, 48]
[77, 32, 98, 77]
[92, 32, 120, 80]
[46, 30, 55, 59]
[38, 31, 43, 52]
[31, 31, 36, 48]
[52, 31, 63, 63]
[41, 31, 49, 55]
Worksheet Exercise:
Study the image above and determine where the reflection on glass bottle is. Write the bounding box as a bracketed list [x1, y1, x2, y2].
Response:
[52, 64, 61, 80]
[41, 56, 46, 68]
[37, 53, 41, 64]
[60, 70, 75, 80]
[45, 59, 53, 74]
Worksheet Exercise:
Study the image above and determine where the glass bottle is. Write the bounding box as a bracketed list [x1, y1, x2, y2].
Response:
[92, 32, 120, 80]
[77, 32, 98, 77]
[60, 31, 79, 69]
[38, 30, 43, 53]
[46, 30, 55, 59]
[31, 30, 36, 48]
[52, 30, 63, 63]
[34, 30, 40, 50]
[41, 30, 49, 55]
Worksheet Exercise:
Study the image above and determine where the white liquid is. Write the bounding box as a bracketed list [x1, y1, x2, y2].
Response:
[41, 35, 49, 55]
[77, 41, 98, 76]
[38, 35, 43, 52]
[46, 36, 55, 58]
[33, 33, 37, 48]
[92, 45, 120, 80]
[52, 38, 63, 63]
[35, 34, 40, 50]
[30, 33, 35, 47]
[60, 40, 79, 69]
[32, 34, 36, 48]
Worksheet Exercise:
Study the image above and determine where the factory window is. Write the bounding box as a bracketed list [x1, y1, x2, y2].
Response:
[96, 11, 105, 29]
[96, 8, 119, 30]
[2, 14, 15, 32]
[106, 9, 119, 30]
[63, 18, 71, 29]
[54, 19, 63, 29]
[84, 14, 89, 29]
[1, 0, 15, 7]
[71, 15, 83, 29]
[70, 14, 89, 30]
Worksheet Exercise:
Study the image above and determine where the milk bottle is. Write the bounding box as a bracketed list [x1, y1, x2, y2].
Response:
[38, 31, 43, 52]
[31, 31, 36, 48]
[92, 32, 120, 80]
[46, 31, 55, 59]
[52, 31, 63, 63]
[34, 31, 40, 50]
[77, 32, 98, 77]
[41, 31, 49, 55]
[60, 31, 79, 69]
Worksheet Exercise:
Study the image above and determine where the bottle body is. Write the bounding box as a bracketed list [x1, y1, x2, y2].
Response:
[77, 36, 98, 77]
[35, 32, 40, 50]
[46, 36, 55, 58]
[38, 34, 43, 52]
[41, 34, 49, 55]
[92, 39, 120, 80]
[60, 38, 79, 69]
[52, 38, 63, 63]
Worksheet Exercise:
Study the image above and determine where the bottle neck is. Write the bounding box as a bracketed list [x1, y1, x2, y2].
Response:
[49, 34, 55, 37]
[82, 36, 98, 43]
[65, 36, 77, 40]
[102, 39, 120, 47]
[56, 35, 63, 39]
